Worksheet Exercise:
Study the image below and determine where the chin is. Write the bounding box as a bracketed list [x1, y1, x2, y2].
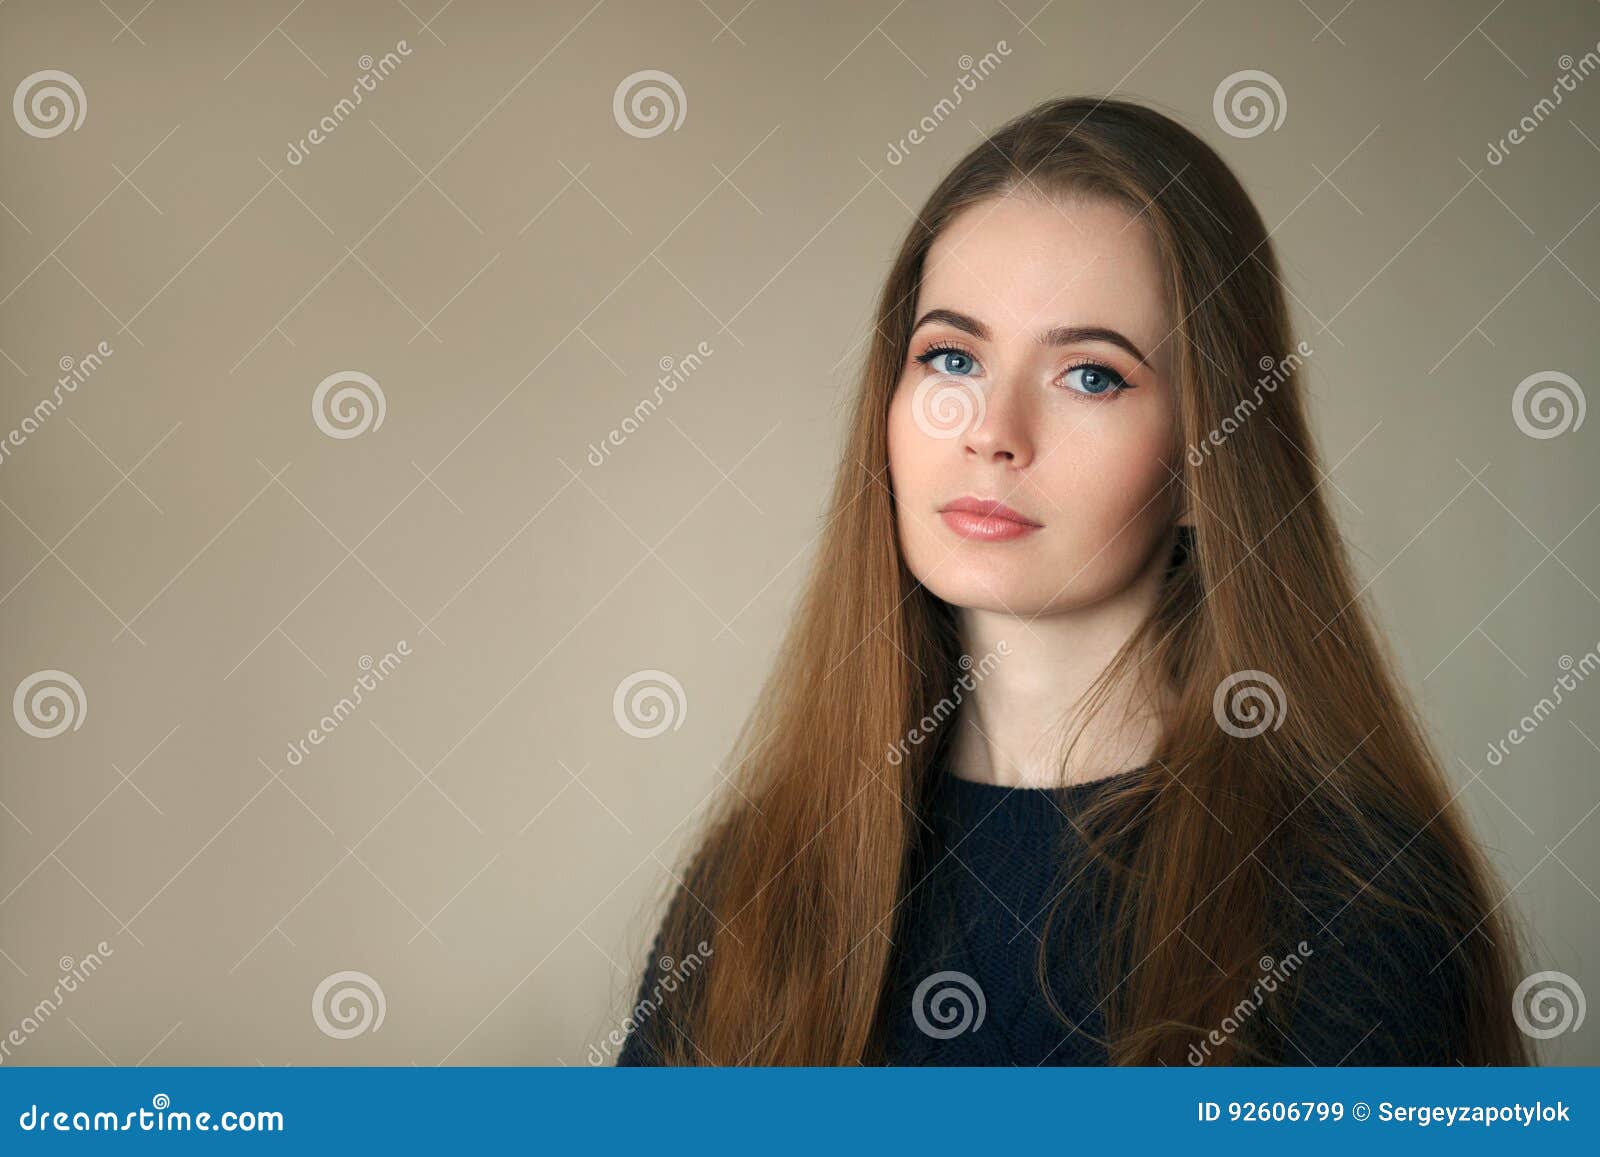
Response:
[913, 543, 1149, 617]
[914, 570, 1054, 616]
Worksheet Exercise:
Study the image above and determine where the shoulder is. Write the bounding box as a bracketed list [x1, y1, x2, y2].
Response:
[1282, 892, 1471, 1064]
[1273, 811, 1480, 1064]
[614, 882, 717, 1066]
[614, 916, 677, 1066]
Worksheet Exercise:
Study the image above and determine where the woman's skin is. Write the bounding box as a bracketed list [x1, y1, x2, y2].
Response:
[886, 193, 1189, 788]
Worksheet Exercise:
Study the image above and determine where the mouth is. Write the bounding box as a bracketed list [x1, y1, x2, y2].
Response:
[936, 496, 1043, 542]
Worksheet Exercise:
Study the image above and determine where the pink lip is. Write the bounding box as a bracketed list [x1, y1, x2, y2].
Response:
[937, 496, 1043, 542]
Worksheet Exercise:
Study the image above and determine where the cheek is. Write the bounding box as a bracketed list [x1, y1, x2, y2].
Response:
[886, 386, 945, 558]
[1037, 412, 1177, 560]
[1077, 453, 1172, 540]
[885, 383, 925, 494]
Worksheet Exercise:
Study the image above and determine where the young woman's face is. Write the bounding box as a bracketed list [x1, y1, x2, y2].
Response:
[886, 193, 1185, 618]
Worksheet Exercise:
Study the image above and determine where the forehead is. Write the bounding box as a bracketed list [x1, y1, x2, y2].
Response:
[918, 193, 1172, 349]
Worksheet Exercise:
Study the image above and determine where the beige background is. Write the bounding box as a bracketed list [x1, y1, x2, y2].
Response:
[1, 0, 1596, 1065]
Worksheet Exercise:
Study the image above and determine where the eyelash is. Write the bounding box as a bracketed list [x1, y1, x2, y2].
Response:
[912, 342, 1135, 399]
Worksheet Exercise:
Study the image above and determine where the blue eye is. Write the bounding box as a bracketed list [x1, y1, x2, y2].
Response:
[1062, 363, 1128, 396]
[916, 346, 978, 376]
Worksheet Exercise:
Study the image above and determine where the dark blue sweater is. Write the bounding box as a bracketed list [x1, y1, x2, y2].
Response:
[877, 769, 1123, 1064]
[618, 765, 1469, 1065]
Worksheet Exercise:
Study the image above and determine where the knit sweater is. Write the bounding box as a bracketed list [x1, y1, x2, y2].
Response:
[617, 764, 1472, 1065]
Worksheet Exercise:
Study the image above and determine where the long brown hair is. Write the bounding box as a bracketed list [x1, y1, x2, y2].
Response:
[635, 95, 1528, 1065]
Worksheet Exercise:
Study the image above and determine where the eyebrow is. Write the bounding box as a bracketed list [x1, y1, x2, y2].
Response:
[911, 307, 1151, 367]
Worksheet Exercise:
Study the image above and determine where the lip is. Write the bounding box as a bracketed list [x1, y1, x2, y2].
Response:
[937, 496, 1043, 542]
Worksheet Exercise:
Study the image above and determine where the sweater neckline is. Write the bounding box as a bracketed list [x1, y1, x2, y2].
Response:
[934, 763, 1147, 837]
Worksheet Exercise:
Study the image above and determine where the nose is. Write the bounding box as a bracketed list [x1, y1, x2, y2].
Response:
[962, 375, 1033, 467]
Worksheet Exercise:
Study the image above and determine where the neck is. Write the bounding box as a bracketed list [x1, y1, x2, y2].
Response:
[945, 550, 1174, 789]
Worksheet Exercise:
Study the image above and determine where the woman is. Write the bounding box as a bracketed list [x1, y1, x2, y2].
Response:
[614, 95, 1529, 1066]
